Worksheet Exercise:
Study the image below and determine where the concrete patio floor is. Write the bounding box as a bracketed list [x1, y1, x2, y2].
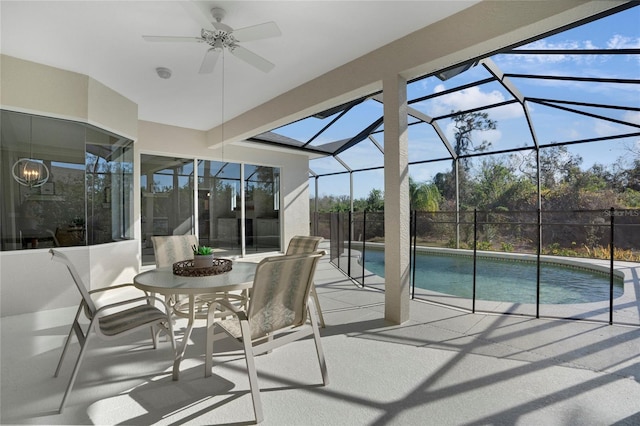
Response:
[2, 248, 640, 425]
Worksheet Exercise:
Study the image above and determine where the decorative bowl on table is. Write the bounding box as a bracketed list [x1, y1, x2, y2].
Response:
[172, 258, 233, 277]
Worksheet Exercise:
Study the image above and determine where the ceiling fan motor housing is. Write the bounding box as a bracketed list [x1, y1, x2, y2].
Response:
[201, 28, 235, 51]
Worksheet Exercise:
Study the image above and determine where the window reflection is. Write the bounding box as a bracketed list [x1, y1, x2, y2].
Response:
[142, 158, 283, 263]
[245, 164, 281, 253]
[199, 161, 281, 256]
[0, 110, 133, 251]
[140, 155, 194, 265]
[198, 161, 241, 253]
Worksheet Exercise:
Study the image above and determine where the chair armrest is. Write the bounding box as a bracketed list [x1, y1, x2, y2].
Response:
[89, 283, 142, 295]
[94, 295, 170, 316]
[209, 298, 247, 321]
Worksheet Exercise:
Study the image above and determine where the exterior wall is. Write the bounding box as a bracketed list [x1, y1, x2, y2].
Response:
[0, 55, 89, 121]
[0, 57, 310, 316]
[0, 55, 138, 139]
[0, 242, 140, 317]
[87, 78, 138, 140]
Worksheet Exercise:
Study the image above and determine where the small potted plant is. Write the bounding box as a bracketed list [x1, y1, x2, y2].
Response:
[192, 245, 214, 268]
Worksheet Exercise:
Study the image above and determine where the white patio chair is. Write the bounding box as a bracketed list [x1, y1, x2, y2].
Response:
[205, 250, 328, 423]
[151, 235, 199, 268]
[151, 235, 198, 308]
[49, 248, 175, 413]
[285, 235, 326, 327]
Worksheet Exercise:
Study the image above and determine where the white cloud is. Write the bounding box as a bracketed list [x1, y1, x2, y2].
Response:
[438, 86, 503, 111]
[500, 34, 640, 71]
[433, 83, 446, 94]
[607, 34, 640, 49]
[426, 86, 523, 120]
[593, 120, 618, 137]
[590, 111, 640, 138]
[623, 111, 640, 125]
[508, 39, 602, 68]
[567, 128, 581, 140]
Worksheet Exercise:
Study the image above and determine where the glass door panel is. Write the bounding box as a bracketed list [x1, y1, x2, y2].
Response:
[245, 164, 281, 254]
[198, 160, 242, 257]
[140, 154, 194, 266]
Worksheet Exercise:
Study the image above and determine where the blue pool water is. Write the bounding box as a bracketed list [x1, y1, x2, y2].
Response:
[363, 250, 624, 304]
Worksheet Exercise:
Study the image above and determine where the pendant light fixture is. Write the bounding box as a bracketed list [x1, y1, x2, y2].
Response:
[11, 118, 50, 187]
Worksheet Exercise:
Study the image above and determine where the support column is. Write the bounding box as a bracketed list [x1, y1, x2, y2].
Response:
[383, 74, 410, 324]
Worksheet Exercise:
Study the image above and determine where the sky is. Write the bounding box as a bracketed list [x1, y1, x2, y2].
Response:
[301, 5, 640, 200]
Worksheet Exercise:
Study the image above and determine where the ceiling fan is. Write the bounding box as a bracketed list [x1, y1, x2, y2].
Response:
[143, 6, 281, 73]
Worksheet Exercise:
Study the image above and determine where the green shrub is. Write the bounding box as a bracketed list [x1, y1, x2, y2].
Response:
[476, 241, 492, 250]
[501, 242, 514, 252]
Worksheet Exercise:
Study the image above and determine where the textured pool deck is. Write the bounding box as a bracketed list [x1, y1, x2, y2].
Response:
[2, 245, 639, 425]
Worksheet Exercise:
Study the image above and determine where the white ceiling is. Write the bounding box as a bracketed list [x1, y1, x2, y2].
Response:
[1, 1, 478, 131]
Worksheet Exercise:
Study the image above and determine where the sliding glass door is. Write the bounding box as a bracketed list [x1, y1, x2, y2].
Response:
[140, 155, 194, 265]
[245, 164, 281, 253]
[141, 156, 281, 264]
[199, 161, 281, 256]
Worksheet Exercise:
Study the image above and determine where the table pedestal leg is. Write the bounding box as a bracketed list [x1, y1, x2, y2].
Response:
[172, 295, 195, 381]
[205, 305, 214, 378]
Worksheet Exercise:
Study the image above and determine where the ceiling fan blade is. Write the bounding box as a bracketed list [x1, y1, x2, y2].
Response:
[199, 48, 220, 74]
[143, 35, 202, 43]
[232, 21, 281, 42]
[212, 21, 234, 33]
[229, 44, 275, 73]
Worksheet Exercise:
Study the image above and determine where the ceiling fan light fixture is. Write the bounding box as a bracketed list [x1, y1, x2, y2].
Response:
[156, 67, 172, 79]
[213, 39, 224, 51]
[202, 28, 234, 49]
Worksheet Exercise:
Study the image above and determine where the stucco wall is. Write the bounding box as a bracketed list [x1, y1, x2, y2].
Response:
[0, 55, 138, 138]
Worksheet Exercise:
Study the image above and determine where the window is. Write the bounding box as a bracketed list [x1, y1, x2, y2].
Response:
[0, 110, 134, 251]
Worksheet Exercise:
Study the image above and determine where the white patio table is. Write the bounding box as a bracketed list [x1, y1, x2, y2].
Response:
[134, 260, 256, 380]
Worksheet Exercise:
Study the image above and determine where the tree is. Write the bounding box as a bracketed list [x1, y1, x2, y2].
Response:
[433, 171, 456, 203]
[409, 176, 441, 211]
[364, 188, 384, 212]
[451, 111, 496, 171]
[310, 194, 351, 212]
[536, 146, 583, 189]
[446, 111, 497, 213]
[620, 158, 640, 192]
[471, 157, 536, 211]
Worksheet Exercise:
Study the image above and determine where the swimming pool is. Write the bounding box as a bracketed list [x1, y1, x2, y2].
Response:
[362, 249, 624, 304]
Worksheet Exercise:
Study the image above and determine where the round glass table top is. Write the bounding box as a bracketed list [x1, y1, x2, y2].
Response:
[134, 260, 257, 295]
